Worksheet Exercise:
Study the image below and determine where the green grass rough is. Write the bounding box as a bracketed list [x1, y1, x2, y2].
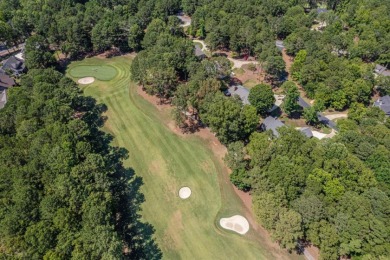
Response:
[69, 64, 118, 81]
[67, 56, 300, 260]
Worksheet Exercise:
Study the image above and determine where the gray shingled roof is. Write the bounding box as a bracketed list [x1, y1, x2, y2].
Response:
[373, 95, 390, 116]
[297, 97, 338, 129]
[0, 71, 15, 89]
[2, 56, 25, 76]
[300, 127, 313, 138]
[227, 85, 250, 105]
[318, 113, 337, 129]
[298, 97, 310, 108]
[375, 64, 390, 77]
[195, 45, 206, 58]
[0, 90, 7, 109]
[275, 40, 284, 51]
[317, 8, 328, 14]
[262, 116, 285, 137]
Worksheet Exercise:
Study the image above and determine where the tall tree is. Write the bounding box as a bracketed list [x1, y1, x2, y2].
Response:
[248, 84, 275, 115]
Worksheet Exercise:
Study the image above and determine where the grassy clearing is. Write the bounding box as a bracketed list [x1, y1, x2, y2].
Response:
[69, 63, 118, 81]
[66, 56, 297, 260]
[232, 68, 245, 76]
[243, 79, 260, 89]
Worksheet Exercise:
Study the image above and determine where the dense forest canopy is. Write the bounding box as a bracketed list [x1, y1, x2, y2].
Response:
[1, 0, 390, 259]
[0, 69, 161, 258]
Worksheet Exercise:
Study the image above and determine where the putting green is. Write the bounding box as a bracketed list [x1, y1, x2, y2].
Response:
[67, 56, 299, 260]
[68, 64, 117, 81]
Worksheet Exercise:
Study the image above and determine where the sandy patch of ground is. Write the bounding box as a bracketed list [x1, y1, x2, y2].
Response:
[321, 113, 347, 120]
[220, 215, 250, 235]
[325, 129, 337, 139]
[78, 77, 95, 84]
[179, 187, 192, 199]
[177, 14, 191, 27]
[228, 58, 259, 69]
[312, 130, 327, 140]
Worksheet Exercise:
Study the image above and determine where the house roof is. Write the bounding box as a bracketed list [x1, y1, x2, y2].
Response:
[275, 40, 284, 51]
[317, 8, 328, 14]
[373, 95, 390, 115]
[299, 127, 313, 138]
[297, 97, 338, 129]
[1, 56, 25, 72]
[262, 116, 285, 137]
[318, 113, 337, 129]
[298, 97, 310, 108]
[375, 64, 390, 77]
[195, 45, 206, 58]
[0, 71, 15, 89]
[227, 85, 250, 105]
[0, 90, 7, 109]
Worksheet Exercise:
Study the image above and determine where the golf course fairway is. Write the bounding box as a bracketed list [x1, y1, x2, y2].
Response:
[67, 55, 297, 260]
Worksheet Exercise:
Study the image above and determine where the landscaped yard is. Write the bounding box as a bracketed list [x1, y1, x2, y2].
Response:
[67, 56, 297, 259]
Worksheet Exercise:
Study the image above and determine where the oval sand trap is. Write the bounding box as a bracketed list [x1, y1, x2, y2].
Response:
[220, 215, 249, 235]
[179, 187, 191, 199]
[78, 77, 95, 85]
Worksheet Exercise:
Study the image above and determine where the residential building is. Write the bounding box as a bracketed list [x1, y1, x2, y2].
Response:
[195, 45, 207, 59]
[373, 95, 390, 116]
[1, 55, 26, 76]
[226, 85, 250, 105]
[261, 116, 285, 137]
[374, 64, 390, 77]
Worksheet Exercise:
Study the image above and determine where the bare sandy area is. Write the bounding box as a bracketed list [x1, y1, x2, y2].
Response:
[177, 14, 191, 27]
[220, 215, 250, 235]
[321, 113, 347, 120]
[78, 77, 95, 84]
[228, 58, 259, 69]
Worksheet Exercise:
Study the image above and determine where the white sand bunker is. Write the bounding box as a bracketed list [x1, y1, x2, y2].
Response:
[179, 187, 191, 199]
[78, 77, 95, 84]
[220, 215, 249, 235]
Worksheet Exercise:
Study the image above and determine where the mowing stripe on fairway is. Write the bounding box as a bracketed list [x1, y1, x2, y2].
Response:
[67, 56, 297, 260]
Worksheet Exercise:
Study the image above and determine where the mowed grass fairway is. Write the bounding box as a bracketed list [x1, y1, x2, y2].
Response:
[67, 56, 295, 259]
[68, 64, 117, 81]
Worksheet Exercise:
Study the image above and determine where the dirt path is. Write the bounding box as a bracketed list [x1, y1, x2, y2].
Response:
[321, 113, 347, 120]
[228, 57, 259, 69]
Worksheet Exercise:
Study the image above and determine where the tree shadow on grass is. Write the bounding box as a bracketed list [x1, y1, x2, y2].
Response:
[117, 167, 162, 259]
